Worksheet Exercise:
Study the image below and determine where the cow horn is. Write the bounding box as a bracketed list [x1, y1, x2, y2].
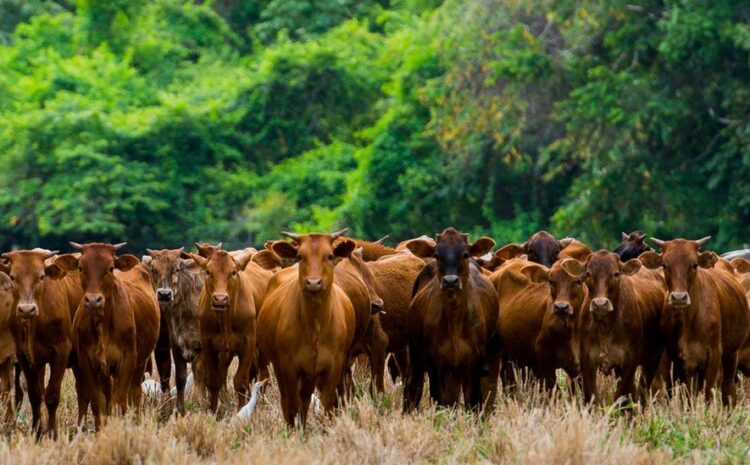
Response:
[330, 228, 348, 239]
[112, 242, 127, 250]
[69, 242, 84, 250]
[695, 236, 711, 248]
[636, 232, 647, 241]
[374, 235, 389, 245]
[280, 231, 300, 241]
[177, 246, 184, 253]
[621, 232, 629, 241]
[215, 242, 223, 249]
[651, 237, 666, 247]
[43, 250, 59, 260]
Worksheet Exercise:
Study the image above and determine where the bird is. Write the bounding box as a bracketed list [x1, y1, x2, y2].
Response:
[235, 380, 267, 423]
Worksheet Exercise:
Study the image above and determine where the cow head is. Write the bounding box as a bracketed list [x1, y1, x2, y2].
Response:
[272, 229, 354, 295]
[56, 242, 139, 314]
[494, 231, 573, 268]
[187, 249, 252, 312]
[407, 227, 494, 293]
[583, 250, 641, 317]
[0, 249, 66, 319]
[521, 258, 586, 318]
[639, 237, 716, 308]
[613, 231, 652, 261]
[142, 248, 198, 304]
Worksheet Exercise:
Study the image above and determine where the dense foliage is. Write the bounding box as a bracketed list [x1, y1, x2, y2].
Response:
[1, 0, 749, 252]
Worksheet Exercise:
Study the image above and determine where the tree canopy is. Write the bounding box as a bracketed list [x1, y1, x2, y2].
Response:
[1, 0, 748, 252]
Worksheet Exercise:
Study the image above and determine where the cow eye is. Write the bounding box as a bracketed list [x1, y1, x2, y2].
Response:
[295, 254, 301, 261]
[108, 266, 114, 273]
[575, 278, 582, 285]
[692, 264, 698, 269]
[463, 252, 469, 259]
[232, 270, 237, 276]
[39, 275, 45, 281]
[328, 254, 334, 261]
[9, 275, 14, 282]
[613, 272, 620, 278]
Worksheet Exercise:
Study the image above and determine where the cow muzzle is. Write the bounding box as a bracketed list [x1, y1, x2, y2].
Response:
[553, 301, 572, 316]
[84, 293, 105, 310]
[441, 275, 461, 290]
[16, 303, 38, 319]
[211, 293, 229, 311]
[304, 277, 324, 293]
[157, 288, 174, 302]
[590, 297, 613, 315]
[668, 291, 691, 308]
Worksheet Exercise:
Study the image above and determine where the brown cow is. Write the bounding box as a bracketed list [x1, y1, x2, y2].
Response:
[614, 231, 654, 261]
[579, 251, 667, 403]
[493, 258, 587, 388]
[492, 231, 577, 268]
[0, 273, 13, 426]
[403, 228, 499, 412]
[56, 242, 160, 431]
[186, 250, 258, 414]
[334, 236, 398, 261]
[0, 250, 75, 437]
[142, 248, 204, 415]
[257, 229, 357, 428]
[640, 237, 750, 403]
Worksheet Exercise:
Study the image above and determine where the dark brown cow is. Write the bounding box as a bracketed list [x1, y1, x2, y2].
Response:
[257, 230, 357, 428]
[0, 250, 74, 437]
[579, 251, 667, 403]
[492, 258, 587, 388]
[187, 250, 258, 414]
[492, 231, 576, 268]
[404, 228, 499, 412]
[0, 274, 13, 426]
[142, 248, 204, 415]
[640, 237, 750, 403]
[614, 231, 654, 261]
[56, 242, 160, 431]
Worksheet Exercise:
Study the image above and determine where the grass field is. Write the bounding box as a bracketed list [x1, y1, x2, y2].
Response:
[2, 363, 750, 465]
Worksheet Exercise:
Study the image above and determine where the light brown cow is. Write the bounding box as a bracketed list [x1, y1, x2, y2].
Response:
[56, 242, 160, 431]
[0, 250, 75, 437]
[187, 250, 258, 414]
[404, 228, 499, 412]
[640, 237, 750, 403]
[492, 257, 587, 388]
[257, 230, 357, 428]
[579, 251, 667, 403]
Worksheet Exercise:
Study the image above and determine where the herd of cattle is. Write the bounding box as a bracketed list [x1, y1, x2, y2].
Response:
[2, 228, 750, 437]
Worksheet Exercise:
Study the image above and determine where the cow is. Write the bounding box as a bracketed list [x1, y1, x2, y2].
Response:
[142, 248, 204, 415]
[614, 231, 653, 261]
[0, 272, 15, 426]
[334, 236, 398, 261]
[186, 249, 259, 414]
[492, 231, 577, 268]
[55, 242, 160, 431]
[639, 237, 750, 404]
[492, 257, 587, 389]
[403, 228, 499, 412]
[0, 250, 77, 437]
[578, 251, 667, 403]
[257, 229, 357, 428]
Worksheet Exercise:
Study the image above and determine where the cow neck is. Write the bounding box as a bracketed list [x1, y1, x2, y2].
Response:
[439, 278, 470, 334]
[15, 316, 36, 365]
[298, 281, 333, 346]
[677, 273, 705, 331]
[91, 276, 126, 360]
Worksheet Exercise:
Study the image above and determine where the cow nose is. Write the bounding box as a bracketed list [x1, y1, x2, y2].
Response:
[669, 292, 691, 307]
[304, 277, 323, 292]
[84, 293, 104, 309]
[442, 275, 460, 289]
[371, 298, 384, 315]
[157, 288, 174, 302]
[17, 303, 38, 318]
[553, 301, 570, 315]
[591, 297, 612, 313]
[212, 293, 229, 310]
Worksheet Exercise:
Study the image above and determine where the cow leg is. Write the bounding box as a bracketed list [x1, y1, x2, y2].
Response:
[112, 356, 136, 416]
[203, 348, 223, 415]
[44, 351, 68, 439]
[367, 321, 388, 395]
[389, 348, 409, 384]
[90, 376, 108, 432]
[721, 352, 738, 406]
[155, 316, 172, 393]
[17, 358, 42, 438]
[71, 363, 90, 427]
[703, 352, 722, 404]
[249, 351, 270, 384]
[0, 360, 14, 428]
[615, 364, 637, 405]
[13, 363, 23, 413]
[403, 345, 424, 413]
[581, 359, 597, 404]
[234, 345, 254, 410]
[277, 366, 303, 428]
[173, 347, 188, 416]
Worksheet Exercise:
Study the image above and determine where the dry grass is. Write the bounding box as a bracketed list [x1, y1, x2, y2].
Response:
[2, 362, 750, 465]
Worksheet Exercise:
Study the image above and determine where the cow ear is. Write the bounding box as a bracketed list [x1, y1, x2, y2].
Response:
[141, 255, 152, 266]
[620, 258, 641, 276]
[482, 256, 505, 272]
[0, 273, 10, 292]
[468, 237, 495, 257]
[55, 254, 79, 272]
[0, 259, 8, 275]
[494, 244, 526, 261]
[115, 254, 140, 272]
[560, 259, 584, 277]
[406, 239, 436, 258]
[236, 252, 254, 271]
[639, 251, 662, 269]
[558, 237, 574, 250]
[180, 258, 200, 272]
[334, 239, 356, 258]
[252, 250, 281, 270]
[698, 251, 718, 269]
[731, 257, 750, 274]
[272, 241, 298, 259]
[186, 253, 208, 269]
[521, 265, 549, 284]
[44, 263, 67, 280]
